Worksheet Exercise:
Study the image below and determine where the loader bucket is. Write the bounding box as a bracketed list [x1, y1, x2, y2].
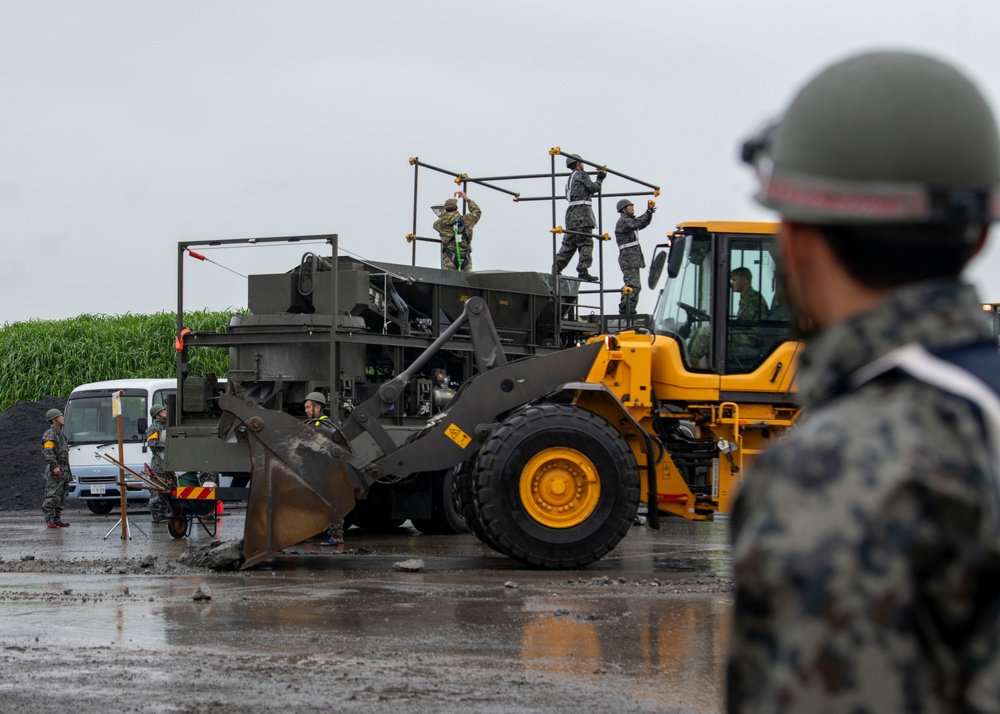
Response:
[218, 395, 358, 569]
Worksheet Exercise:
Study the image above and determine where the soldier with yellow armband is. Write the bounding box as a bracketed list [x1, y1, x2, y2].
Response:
[41, 408, 71, 529]
[144, 404, 173, 524]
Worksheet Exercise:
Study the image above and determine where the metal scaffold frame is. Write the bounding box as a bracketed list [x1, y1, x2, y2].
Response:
[405, 148, 660, 337]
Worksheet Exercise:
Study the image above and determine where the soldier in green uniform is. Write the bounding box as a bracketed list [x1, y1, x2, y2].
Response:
[729, 51, 1000, 712]
[729, 267, 767, 320]
[41, 408, 71, 528]
[433, 191, 481, 272]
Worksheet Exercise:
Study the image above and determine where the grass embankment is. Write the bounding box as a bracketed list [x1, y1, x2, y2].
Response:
[0, 310, 237, 411]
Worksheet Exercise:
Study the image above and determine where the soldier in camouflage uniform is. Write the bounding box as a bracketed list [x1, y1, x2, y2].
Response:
[144, 404, 174, 524]
[730, 267, 767, 320]
[728, 267, 769, 351]
[41, 408, 71, 528]
[433, 191, 481, 272]
[729, 51, 1000, 712]
[555, 154, 606, 281]
[614, 199, 655, 316]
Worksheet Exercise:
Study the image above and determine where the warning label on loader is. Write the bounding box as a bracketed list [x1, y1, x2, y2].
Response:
[445, 423, 472, 449]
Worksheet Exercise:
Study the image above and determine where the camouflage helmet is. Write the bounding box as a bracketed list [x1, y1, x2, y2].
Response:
[149, 404, 166, 419]
[741, 51, 1000, 228]
[304, 391, 327, 406]
[565, 153, 583, 169]
[45, 408, 63, 421]
[616, 199, 634, 212]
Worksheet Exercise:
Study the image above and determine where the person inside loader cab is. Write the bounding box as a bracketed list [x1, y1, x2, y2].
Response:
[303, 391, 346, 546]
[728, 50, 1000, 713]
[433, 190, 481, 272]
[729, 267, 767, 321]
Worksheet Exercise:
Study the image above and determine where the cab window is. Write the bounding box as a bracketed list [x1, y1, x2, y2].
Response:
[725, 239, 790, 373]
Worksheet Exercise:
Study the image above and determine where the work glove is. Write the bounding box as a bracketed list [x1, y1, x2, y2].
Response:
[596, 169, 607, 182]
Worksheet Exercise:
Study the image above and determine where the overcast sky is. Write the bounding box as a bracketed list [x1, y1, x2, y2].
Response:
[4, 0, 1000, 324]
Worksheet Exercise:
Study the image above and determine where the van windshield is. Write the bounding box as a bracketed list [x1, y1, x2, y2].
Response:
[64, 389, 152, 444]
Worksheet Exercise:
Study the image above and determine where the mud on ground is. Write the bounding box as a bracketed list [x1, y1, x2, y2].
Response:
[0, 510, 733, 713]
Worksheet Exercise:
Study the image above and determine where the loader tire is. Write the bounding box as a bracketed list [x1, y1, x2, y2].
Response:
[475, 404, 639, 568]
[455, 461, 510, 555]
[412, 468, 471, 535]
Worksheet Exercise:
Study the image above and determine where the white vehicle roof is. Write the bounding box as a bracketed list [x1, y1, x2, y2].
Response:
[69, 378, 177, 395]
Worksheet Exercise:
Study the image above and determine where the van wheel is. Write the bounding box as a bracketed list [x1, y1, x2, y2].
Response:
[86, 500, 115, 515]
[475, 404, 639, 568]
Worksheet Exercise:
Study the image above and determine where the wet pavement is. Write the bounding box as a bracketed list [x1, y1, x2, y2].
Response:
[0, 505, 733, 713]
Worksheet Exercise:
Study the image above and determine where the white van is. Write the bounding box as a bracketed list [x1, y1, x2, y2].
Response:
[64, 378, 176, 514]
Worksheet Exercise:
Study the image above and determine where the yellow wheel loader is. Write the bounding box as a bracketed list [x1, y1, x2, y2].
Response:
[194, 222, 800, 569]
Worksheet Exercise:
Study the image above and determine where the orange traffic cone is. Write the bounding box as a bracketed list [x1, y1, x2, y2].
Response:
[216, 500, 225, 515]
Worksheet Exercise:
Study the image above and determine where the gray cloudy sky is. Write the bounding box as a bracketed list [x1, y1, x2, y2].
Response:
[4, 0, 1000, 323]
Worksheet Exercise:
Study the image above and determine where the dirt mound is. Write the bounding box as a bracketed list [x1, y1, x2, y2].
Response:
[0, 397, 67, 512]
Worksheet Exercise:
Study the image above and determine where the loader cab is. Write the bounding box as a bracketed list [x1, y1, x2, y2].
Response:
[650, 222, 792, 376]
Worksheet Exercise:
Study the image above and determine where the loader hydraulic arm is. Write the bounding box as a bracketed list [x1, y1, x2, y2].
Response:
[340, 295, 506, 455]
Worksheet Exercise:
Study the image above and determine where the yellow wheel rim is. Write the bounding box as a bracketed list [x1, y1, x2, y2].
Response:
[519, 447, 601, 528]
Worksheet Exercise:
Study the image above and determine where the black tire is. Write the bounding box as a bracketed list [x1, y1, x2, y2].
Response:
[411, 469, 471, 535]
[86, 499, 116, 515]
[455, 460, 509, 555]
[167, 515, 188, 539]
[475, 404, 639, 568]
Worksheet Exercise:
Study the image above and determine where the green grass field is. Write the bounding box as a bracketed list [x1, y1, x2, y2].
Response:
[0, 311, 238, 411]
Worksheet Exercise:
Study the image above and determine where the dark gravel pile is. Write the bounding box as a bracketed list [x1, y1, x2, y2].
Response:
[0, 397, 67, 511]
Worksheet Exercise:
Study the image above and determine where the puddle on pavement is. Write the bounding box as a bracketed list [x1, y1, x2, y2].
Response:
[0, 572, 729, 690]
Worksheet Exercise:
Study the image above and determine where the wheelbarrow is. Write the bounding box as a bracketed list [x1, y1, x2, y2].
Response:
[167, 473, 221, 539]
